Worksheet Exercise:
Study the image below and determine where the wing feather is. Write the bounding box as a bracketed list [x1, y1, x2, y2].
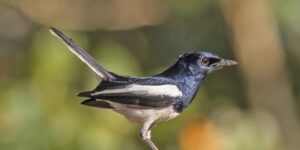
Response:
[78, 79, 182, 107]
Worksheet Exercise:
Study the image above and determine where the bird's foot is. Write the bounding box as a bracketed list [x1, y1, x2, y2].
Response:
[140, 131, 158, 150]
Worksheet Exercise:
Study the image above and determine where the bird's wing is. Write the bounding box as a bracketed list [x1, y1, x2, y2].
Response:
[78, 78, 182, 107]
[49, 27, 116, 81]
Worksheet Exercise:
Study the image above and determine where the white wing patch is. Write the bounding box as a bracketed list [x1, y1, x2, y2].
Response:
[92, 84, 182, 98]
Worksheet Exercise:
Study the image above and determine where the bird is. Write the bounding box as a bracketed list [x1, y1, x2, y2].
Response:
[49, 27, 238, 150]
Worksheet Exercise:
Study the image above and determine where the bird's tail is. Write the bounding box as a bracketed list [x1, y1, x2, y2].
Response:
[81, 99, 113, 109]
[49, 27, 116, 81]
[77, 91, 92, 98]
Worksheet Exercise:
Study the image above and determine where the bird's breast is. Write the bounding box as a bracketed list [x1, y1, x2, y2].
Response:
[178, 77, 203, 107]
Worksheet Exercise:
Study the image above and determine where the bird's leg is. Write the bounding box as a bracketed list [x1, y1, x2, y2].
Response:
[140, 122, 158, 150]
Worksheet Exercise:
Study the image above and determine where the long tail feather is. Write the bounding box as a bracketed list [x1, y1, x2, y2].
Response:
[49, 27, 116, 81]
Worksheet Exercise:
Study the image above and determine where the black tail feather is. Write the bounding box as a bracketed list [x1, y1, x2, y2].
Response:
[49, 27, 116, 81]
[81, 99, 112, 109]
[77, 91, 92, 97]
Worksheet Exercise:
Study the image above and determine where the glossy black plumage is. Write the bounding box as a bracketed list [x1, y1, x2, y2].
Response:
[78, 51, 218, 112]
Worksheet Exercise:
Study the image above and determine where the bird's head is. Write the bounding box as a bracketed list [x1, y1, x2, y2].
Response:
[178, 51, 238, 75]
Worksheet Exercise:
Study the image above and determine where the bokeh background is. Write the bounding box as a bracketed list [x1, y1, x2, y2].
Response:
[0, 0, 299, 150]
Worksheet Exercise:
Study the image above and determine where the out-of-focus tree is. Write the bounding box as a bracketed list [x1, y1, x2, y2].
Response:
[220, 0, 300, 149]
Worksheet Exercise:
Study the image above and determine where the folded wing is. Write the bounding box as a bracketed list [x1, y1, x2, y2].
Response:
[78, 80, 182, 107]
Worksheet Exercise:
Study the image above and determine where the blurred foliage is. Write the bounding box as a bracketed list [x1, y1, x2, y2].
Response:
[0, 0, 299, 150]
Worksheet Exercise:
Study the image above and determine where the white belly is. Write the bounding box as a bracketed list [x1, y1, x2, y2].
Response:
[107, 101, 180, 123]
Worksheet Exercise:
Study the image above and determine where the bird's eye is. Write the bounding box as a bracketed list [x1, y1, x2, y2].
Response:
[201, 57, 210, 65]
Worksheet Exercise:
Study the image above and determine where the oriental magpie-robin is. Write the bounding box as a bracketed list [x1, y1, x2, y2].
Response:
[49, 27, 238, 150]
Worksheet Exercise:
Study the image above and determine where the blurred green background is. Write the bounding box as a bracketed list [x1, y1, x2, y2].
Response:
[0, 0, 299, 150]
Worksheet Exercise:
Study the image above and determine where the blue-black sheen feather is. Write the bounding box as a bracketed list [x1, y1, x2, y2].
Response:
[78, 51, 214, 110]
[79, 62, 205, 109]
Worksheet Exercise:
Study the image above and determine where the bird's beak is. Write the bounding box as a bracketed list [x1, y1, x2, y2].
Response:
[219, 59, 238, 66]
[212, 59, 238, 70]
